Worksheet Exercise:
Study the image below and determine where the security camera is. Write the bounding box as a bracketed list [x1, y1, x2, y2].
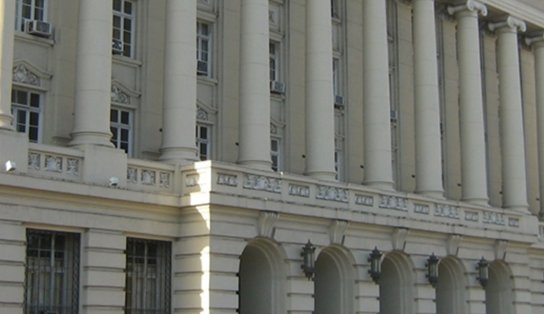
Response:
[5, 160, 16, 172]
[109, 176, 119, 187]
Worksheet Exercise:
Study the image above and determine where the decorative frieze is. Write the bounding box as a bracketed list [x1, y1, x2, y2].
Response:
[159, 172, 171, 189]
[13, 63, 40, 86]
[508, 218, 519, 228]
[414, 203, 430, 215]
[434, 204, 460, 219]
[316, 186, 349, 203]
[111, 85, 130, 105]
[45, 155, 63, 173]
[127, 167, 137, 184]
[217, 173, 238, 187]
[379, 195, 407, 211]
[355, 194, 374, 206]
[288, 184, 310, 198]
[185, 174, 200, 187]
[28, 151, 80, 177]
[243, 174, 282, 193]
[465, 211, 479, 222]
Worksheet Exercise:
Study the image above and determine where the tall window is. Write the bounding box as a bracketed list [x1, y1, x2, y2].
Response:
[25, 229, 80, 314]
[387, 0, 400, 187]
[269, 41, 280, 82]
[15, 0, 47, 32]
[110, 107, 133, 155]
[197, 21, 212, 77]
[11, 88, 42, 143]
[125, 238, 171, 314]
[196, 123, 211, 160]
[113, 0, 135, 57]
[271, 137, 281, 171]
[331, 0, 340, 19]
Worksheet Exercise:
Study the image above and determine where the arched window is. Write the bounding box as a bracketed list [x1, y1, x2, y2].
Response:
[314, 247, 354, 314]
[379, 253, 415, 314]
[436, 257, 467, 314]
[486, 261, 514, 314]
[238, 240, 286, 314]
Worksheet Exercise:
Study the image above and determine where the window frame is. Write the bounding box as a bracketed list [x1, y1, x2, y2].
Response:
[271, 136, 282, 172]
[196, 123, 212, 161]
[269, 41, 282, 83]
[112, 0, 136, 58]
[15, 0, 48, 32]
[24, 229, 80, 314]
[125, 237, 171, 314]
[196, 20, 213, 77]
[11, 87, 43, 143]
[110, 106, 134, 156]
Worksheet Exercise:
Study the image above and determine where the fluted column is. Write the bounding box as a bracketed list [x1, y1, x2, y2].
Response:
[70, 0, 114, 147]
[448, 0, 489, 205]
[0, 0, 15, 129]
[159, 0, 198, 163]
[305, 0, 336, 181]
[238, 0, 271, 170]
[362, 0, 394, 190]
[489, 17, 529, 212]
[527, 34, 544, 216]
[413, 0, 444, 197]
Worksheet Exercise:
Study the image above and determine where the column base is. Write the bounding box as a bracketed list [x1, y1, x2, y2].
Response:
[364, 181, 395, 191]
[0, 113, 14, 130]
[463, 198, 490, 207]
[69, 131, 114, 148]
[305, 171, 337, 182]
[504, 205, 531, 215]
[415, 190, 445, 200]
[159, 147, 198, 165]
[238, 160, 272, 172]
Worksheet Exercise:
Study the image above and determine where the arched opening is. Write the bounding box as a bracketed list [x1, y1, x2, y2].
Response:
[314, 247, 354, 314]
[238, 240, 286, 314]
[379, 252, 415, 314]
[436, 257, 466, 314]
[486, 261, 514, 314]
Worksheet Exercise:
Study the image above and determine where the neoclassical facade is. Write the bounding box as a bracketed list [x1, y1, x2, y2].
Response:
[1, 0, 544, 313]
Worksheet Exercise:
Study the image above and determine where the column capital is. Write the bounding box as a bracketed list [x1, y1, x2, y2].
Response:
[488, 16, 526, 33]
[525, 32, 544, 47]
[448, 0, 487, 17]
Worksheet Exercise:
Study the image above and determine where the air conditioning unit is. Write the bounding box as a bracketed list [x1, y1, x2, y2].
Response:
[25, 20, 52, 38]
[112, 39, 124, 54]
[270, 80, 286, 94]
[334, 95, 344, 108]
[197, 60, 208, 75]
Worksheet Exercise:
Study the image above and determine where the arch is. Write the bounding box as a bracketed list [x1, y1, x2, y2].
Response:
[238, 238, 286, 314]
[486, 261, 514, 314]
[379, 252, 415, 314]
[436, 256, 467, 314]
[314, 245, 355, 314]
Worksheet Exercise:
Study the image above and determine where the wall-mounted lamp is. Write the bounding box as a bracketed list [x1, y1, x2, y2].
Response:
[426, 253, 440, 287]
[109, 176, 120, 187]
[301, 240, 316, 280]
[368, 246, 382, 284]
[5, 160, 16, 172]
[476, 257, 489, 288]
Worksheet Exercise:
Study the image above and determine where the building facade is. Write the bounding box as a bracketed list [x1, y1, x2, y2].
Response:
[1, 0, 544, 313]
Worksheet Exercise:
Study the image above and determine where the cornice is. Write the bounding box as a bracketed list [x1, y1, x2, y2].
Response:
[482, 0, 544, 28]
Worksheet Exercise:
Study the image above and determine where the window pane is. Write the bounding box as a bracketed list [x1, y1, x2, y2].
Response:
[200, 127, 207, 139]
[121, 111, 130, 124]
[30, 93, 40, 108]
[113, 0, 122, 11]
[125, 1, 133, 14]
[110, 109, 118, 122]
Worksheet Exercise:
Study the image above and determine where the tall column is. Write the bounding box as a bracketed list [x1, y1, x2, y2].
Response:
[305, 0, 336, 181]
[0, 0, 15, 129]
[527, 34, 544, 217]
[489, 17, 529, 212]
[413, 0, 444, 198]
[70, 0, 114, 147]
[448, 0, 489, 205]
[362, 0, 394, 190]
[159, 0, 198, 163]
[238, 0, 271, 170]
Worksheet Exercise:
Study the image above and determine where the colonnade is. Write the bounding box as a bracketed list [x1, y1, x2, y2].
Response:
[0, 0, 542, 213]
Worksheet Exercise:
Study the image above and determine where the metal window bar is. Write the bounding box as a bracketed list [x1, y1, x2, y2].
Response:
[24, 229, 80, 314]
[125, 238, 171, 314]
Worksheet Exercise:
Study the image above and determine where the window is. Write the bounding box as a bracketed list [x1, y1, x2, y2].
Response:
[25, 229, 80, 314]
[196, 124, 211, 160]
[15, 0, 47, 32]
[113, 0, 135, 57]
[197, 21, 212, 77]
[110, 107, 133, 155]
[271, 137, 281, 171]
[125, 238, 171, 314]
[269, 42, 280, 82]
[331, 0, 340, 19]
[11, 88, 42, 143]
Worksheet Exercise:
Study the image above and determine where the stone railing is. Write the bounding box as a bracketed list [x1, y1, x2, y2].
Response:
[126, 159, 176, 193]
[27, 144, 83, 182]
[181, 162, 537, 238]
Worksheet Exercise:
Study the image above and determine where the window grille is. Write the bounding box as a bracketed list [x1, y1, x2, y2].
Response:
[24, 229, 80, 314]
[125, 238, 171, 314]
[113, 0, 135, 57]
[12, 88, 42, 143]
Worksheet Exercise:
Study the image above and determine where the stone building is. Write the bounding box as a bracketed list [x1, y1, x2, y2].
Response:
[1, 0, 544, 313]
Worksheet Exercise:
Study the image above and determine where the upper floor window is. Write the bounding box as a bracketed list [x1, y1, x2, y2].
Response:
[269, 42, 280, 82]
[110, 107, 133, 155]
[113, 0, 135, 58]
[15, 0, 47, 32]
[11, 88, 42, 143]
[331, 0, 340, 19]
[125, 238, 171, 314]
[197, 21, 212, 77]
[271, 137, 281, 171]
[196, 123, 211, 160]
[25, 229, 80, 314]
